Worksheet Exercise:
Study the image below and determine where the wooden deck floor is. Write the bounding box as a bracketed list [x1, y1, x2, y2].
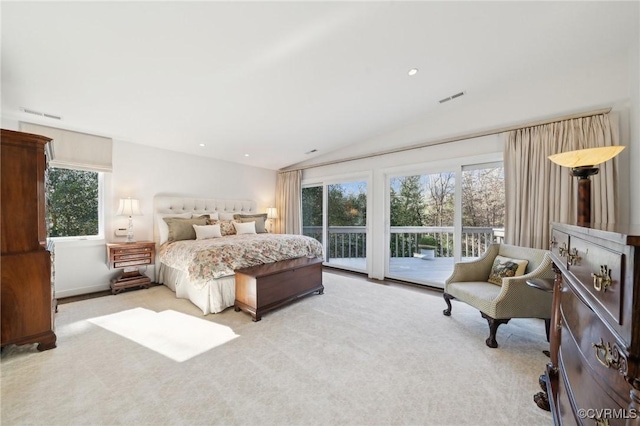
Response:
[325, 256, 478, 289]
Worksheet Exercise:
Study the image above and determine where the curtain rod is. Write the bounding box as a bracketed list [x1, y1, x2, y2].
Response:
[279, 106, 612, 173]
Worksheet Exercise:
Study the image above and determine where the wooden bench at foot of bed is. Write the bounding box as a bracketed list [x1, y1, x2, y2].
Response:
[234, 257, 324, 322]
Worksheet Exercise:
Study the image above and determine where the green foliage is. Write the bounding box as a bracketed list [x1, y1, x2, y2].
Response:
[418, 235, 438, 247]
[327, 183, 366, 226]
[302, 186, 323, 226]
[390, 175, 427, 226]
[46, 167, 99, 237]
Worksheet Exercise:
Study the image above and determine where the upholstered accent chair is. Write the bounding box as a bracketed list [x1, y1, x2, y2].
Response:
[443, 243, 554, 348]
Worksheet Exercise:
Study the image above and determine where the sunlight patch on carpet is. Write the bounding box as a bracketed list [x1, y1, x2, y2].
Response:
[88, 308, 239, 362]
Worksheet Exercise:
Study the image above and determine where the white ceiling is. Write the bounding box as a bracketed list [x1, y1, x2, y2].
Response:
[2, 1, 637, 170]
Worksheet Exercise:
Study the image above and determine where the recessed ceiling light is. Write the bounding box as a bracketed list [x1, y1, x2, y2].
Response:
[199, 143, 205, 147]
[244, 154, 250, 157]
[408, 68, 419, 76]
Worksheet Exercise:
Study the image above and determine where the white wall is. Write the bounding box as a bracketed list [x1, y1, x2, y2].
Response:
[1, 116, 277, 297]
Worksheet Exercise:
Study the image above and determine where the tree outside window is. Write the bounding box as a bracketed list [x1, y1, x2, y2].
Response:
[46, 167, 99, 237]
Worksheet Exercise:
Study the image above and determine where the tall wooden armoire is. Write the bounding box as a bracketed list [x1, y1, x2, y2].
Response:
[1, 128, 57, 351]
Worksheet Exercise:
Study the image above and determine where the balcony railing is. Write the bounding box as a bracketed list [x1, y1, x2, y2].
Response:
[302, 226, 503, 259]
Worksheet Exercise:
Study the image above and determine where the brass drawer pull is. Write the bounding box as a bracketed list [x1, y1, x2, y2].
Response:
[591, 338, 621, 370]
[558, 242, 568, 257]
[591, 265, 612, 292]
[567, 248, 581, 266]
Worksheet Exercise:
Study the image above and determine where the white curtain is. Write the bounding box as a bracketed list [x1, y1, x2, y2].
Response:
[275, 170, 302, 234]
[504, 114, 619, 249]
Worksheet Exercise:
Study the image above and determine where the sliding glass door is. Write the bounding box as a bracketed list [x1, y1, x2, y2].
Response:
[326, 181, 367, 272]
[302, 186, 323, 244]
[388, 172, 455, 285]
[302, 180, 368, 273]
[461, 163, 505, 260]
[386, 162, 504, 288]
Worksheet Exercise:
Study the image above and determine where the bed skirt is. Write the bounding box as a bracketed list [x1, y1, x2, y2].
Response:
[157, 263, 236, 315]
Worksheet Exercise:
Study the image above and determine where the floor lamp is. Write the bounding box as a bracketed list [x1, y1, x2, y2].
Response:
[548, 146, 625, 226]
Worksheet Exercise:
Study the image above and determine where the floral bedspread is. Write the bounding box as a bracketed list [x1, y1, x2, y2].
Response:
[159, 234, 324, 288]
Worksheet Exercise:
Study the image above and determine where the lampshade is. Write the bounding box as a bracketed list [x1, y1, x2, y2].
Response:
[548, 146, 625, 168]
[116, 198, 142, 217]
[267, 207, 278, 219]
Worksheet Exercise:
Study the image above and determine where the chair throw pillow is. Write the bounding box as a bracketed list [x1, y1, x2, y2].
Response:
[487, 255, 529, 286]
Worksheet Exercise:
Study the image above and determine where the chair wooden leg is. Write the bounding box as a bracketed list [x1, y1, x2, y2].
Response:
[443, 293, 454, 316]
[481, 312, 510, 348]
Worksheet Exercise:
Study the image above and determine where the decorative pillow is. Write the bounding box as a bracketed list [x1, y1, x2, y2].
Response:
[218, 212, 236, 220]
[233, 213, 268, 233]
[487, 255, 529, 285]
[208, 219, 236, 236]
[192, 224, 222, 240]
[157, 212, 192, 244]
[233, 221, 257, 235]
[163, 217, 208, 242]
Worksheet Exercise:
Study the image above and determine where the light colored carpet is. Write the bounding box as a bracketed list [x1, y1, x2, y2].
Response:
[88, 308, 239, 362]
[1, 271, 552, 426]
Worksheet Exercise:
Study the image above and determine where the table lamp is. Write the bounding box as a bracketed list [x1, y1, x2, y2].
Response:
[267, 207, 278, 233]
[116, 198, 142, 242]
[548, 146, 625, 225]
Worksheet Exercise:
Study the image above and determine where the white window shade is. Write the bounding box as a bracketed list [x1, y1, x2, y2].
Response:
[20, 122, 113, 172]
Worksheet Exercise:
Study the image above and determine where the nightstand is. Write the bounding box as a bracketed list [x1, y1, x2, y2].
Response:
[106, 241, 155, 294]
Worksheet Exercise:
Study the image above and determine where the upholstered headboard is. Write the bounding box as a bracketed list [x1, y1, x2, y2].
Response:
[153, 195, 257, 243]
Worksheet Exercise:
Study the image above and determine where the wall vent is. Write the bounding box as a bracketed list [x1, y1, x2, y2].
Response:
[20, 107, 62, 120]
[438, 91, 466, 104]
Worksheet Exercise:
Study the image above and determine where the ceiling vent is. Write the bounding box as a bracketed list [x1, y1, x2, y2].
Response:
[20, 107, 62, 120]
[438, 91, 466, 104]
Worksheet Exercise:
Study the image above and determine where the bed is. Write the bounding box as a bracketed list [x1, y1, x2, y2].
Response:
[153, 196, 324, 314]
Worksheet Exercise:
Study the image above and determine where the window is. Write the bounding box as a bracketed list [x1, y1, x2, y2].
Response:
[19, 122, 112, 239]
[46, 167, 102, 238]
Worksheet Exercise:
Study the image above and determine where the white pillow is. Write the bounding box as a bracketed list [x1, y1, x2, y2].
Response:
[193, 224, 222, 240]
[157, 212, 192, 244]
[233, 221, 256, 235]
[219, 212, 236, 220]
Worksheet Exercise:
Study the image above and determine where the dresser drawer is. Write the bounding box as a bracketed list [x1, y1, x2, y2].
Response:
[567, 235, 624, 326]
[114, 252, 152, 262]
[112, 247, 153, 255]
[114, 258, 152, 268]
[561, 283, 631, 405]
[558, 344, 627, 426]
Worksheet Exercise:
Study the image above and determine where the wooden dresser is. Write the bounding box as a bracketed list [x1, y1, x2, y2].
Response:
[546, 222, 639, 425]
[1, 129, 57, 351]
